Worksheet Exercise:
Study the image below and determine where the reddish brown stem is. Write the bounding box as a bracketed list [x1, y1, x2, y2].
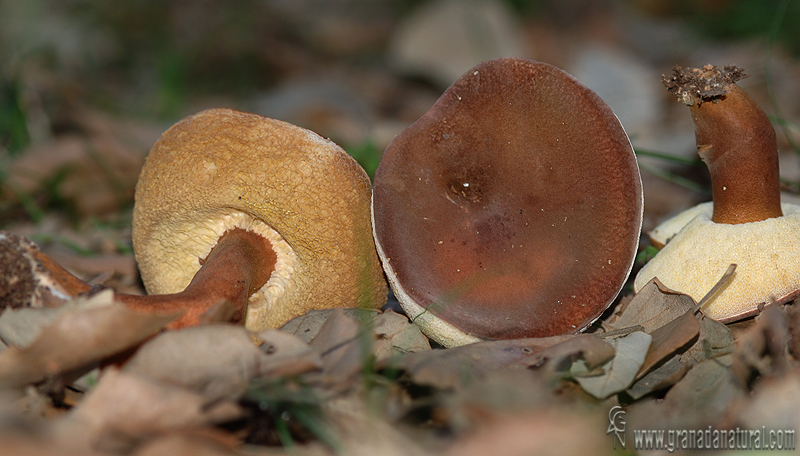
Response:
[664, 65, 783, 224]
[118, 228, 276, 328]
[5, 229, 276, 329]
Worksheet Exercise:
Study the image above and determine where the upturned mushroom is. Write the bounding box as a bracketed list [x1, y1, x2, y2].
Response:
[634, 65, 800, 322]
[125, 108, 388, 329]
[4, 109, 388, 330]
[372, 57, 643, 347]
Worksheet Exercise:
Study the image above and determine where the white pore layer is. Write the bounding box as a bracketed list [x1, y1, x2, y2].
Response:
[371, 201, 480, 348]
[193, 211, 297, 326]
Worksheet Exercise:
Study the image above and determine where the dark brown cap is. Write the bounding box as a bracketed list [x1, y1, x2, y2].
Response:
[372, 58, 642, 345]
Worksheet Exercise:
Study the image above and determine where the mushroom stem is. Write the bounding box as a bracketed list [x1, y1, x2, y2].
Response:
[117, 228, 276, 328]
[8, 228, 277, 329]
[663, 64, 783, 224]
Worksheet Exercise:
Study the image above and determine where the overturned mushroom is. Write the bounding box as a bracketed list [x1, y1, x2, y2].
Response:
[372, 58, 643, 347]
[127, 108, 388, 329]
[4, 109, 388, 330]
[634, 65, 800, 322]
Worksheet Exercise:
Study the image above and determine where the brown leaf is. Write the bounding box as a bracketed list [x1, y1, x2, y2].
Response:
[326, 404, 434, 456]
[123, 324, 321, 402]
[308, 308, 372, 385]
[784, 304, 800, 360]
[390, 335, 613, 390]
[0, 306, 72, 349]
[372, 310, 431, 360]
[626, 356, 689, 400]
[606, 278, 696, 333]
[732, 303, 790, 381]
[573, 331, 651, 399]
[255, 329, 324, 377]
[636, 310, 700, 378]
[70, 368, 241, 448]
[625, 311, 727, 399]
[281, 308, 380, 343]
[0, 423, 101, 456]
[282, 308, 431, 362]
[529, 334, 616, 373]
[628, 353, 745, 431]
[679, 314, 734, 367]
[0, 291, 176, 389]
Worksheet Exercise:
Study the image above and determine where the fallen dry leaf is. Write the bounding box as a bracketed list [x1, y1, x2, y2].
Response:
[122, 324, 321, 402]
[281, 308, 380, 343]
[308, 309, 371, 387]
[390, 334, 614, 390]
[784, 304, 800, 360]
[256, 329, 325, 377]
[606, 277, 696, 333]
[629, 353, 746, 431]
[323, 399, 435, 456]
[636, 310, 700, 379]
[0, 305, 71, 350]
[68, 367, 242, 451]
[626, 355, 688, 400]
[0, 288, 121, 349]
[573, 331, 651, 399]
[732, 303, 790, 381]
[0, 290, 176, 390]
[0, 421, 103, 456]
[679, 314, 734, 367]
[281, 308, 431, 361]
[371, 310, 431, 359]
[625, 312, 733, 400]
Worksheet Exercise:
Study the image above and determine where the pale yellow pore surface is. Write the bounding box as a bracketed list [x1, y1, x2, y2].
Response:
[647, 202, 714, 248]
[634, 202, 800, 321]
[132, 108, 388, 329]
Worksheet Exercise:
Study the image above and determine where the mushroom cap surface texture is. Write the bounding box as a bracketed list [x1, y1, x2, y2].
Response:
[634, 202, 800, 321]
[372, 58, 643, 346]
[133, 108, 387, 330]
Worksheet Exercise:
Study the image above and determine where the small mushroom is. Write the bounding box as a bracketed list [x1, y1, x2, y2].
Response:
[634, 65, 800, 322]
[372, 58, 643, 347]
[123, 108, 388, 330]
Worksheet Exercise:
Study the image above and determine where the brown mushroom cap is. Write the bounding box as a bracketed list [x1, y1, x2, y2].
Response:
[133, 108, 387, 329]
[372, 58, 642, 346]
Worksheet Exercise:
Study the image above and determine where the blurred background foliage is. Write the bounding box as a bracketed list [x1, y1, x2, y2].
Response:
[1, 0, 799, 229]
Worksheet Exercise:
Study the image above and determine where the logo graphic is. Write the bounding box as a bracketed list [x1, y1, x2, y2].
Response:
[607, 405, 626, 450]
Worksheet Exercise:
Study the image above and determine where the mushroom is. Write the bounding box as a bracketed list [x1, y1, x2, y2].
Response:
[634, 65, 800, 322]
[4, 109, 388, 330]
[124, 108, 388, 329]
[372, 58, 643, 347]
